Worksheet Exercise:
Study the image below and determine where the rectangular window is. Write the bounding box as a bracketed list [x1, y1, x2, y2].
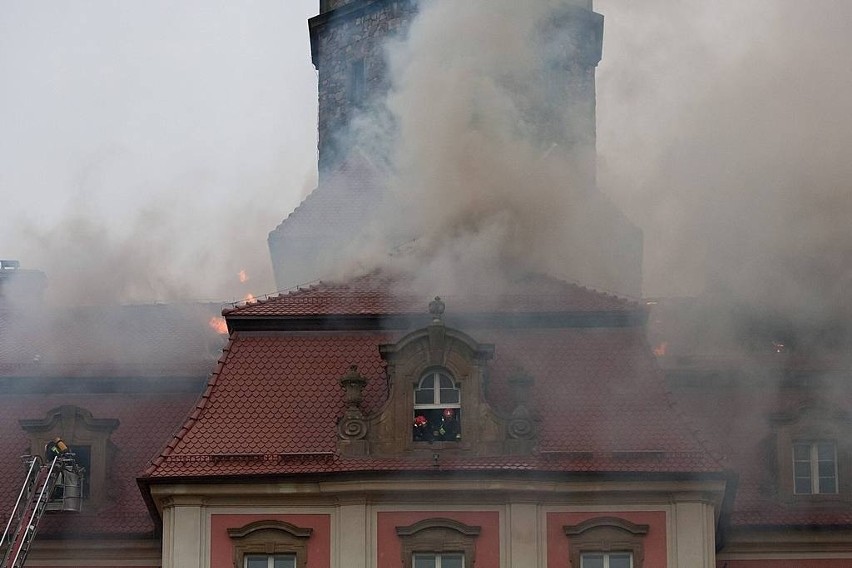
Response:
[72, 445, 91, 499]
[793, 441, 838, 494]
[349, 59, 366, 106]
[413, 553, 464, 568]
[581, 552, 632, 568]
[245, 554, 296, 568]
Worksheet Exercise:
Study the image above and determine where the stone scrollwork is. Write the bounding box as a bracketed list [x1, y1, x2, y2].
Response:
[337, 365, 369, 455]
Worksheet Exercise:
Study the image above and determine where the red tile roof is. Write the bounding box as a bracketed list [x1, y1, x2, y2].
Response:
[672, 381, 852, 527]
[0, 302, 216, 537]
[145, 273, 719, 481]
[225, 271, 637, 318]
[0, 392, 200, 537]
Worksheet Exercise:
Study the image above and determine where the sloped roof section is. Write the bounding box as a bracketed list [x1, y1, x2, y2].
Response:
[269, 156, 383, 240]
[146, 272, 719, 481]
[673, 381, 852, 527]
[225, 270, 637, 318]
[0, 392, 200, 537]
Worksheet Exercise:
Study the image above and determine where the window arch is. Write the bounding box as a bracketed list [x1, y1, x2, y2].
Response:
[413, 370, 461, 442]
[563, 517, 649, 568]
[228, 520, 312, 568]
[396, 518, 480, 568]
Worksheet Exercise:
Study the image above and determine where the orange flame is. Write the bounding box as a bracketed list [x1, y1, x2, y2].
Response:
[208, 316, 228, 335]
[244, 293, 255, 303]
[238, 269, 249, 283]
[653, 341, 668, 357]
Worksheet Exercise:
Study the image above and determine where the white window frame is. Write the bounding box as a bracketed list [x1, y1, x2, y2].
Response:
[793, 441, 838, 495]
[413, 552, 465, 568]
[580, 552, 633, 568]
[414, 370, 460, 410]
[244, 554, 297, 568]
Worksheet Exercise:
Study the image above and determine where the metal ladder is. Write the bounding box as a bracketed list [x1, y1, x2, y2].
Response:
[0, 456, 64, 568]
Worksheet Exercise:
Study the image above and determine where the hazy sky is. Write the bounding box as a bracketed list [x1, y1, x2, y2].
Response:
[0, 0, 318, 303]
[2, 1, 849, 310]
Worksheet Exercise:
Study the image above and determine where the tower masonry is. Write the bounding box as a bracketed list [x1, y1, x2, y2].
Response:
[270, 0, 643, 297]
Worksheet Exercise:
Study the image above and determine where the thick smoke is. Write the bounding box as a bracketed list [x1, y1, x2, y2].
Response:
[596, 0, 852, 325]
[12, 185, 311, 306]
[323, 0, 851, 344]
[337, 0, 628, 297]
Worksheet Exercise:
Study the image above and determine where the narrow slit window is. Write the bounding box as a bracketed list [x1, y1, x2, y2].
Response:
[349, 59, 366, 106]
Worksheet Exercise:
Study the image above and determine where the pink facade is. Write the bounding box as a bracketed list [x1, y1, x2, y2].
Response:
[547, 511, 668, 568]
[210, 514, 331, 568]
[376, 511, 500, 568]
[720, 562, 852, 567]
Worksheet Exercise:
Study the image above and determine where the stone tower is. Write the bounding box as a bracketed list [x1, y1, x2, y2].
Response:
[269, 0, 643, 296]
[309, 0, 604, 175]
[310, 0, 420, 173]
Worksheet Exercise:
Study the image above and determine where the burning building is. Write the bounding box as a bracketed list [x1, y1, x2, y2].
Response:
[139, 272, 727, 568]
[0, 291, 226, 565]
[3, 1, 852, 567]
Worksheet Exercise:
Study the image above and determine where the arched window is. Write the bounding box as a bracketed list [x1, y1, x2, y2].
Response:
[228, 520, 312, 568]
[396, 518, 480, 568]
[413, 370, 461, 442]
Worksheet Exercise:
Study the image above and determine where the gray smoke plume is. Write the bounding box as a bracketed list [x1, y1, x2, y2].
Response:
[597, 0, 852, 325]
[333, 0, 638, 298]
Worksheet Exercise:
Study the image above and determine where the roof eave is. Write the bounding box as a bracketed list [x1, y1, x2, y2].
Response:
[225, 309, 648, 333]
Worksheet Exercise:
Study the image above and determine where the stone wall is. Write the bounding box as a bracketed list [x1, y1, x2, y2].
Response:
[310, 0, 419, 172]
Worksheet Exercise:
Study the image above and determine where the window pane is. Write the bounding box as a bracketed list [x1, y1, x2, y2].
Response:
[580, 554, 604, 568]
[245, 556, 268, 568]
[818, 460, 836, 477]
[438, 374, 454, 389]
[415, 387, 434, 405]
[609, 553, 632, 568]
[441, 554, 464, 568]
[794, 461, 812, 477]
[273, 555, 296, 568]
[819, 476, 838, 493]
[793, 443, 811, 460]
[817, 443, 835, 460]
[795, 477, 813, 494]
[440, 388, 460, 404]
[414, 555, 436, 568]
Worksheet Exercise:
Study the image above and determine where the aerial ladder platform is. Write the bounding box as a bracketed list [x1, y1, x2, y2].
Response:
[0, 452, 83, 568]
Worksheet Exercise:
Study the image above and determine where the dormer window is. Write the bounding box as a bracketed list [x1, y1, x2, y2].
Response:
[19, 405, 118, 509]
[794, 441, 838, 494]
[413, 370, 461, 442]
[770, 403, 851, 501]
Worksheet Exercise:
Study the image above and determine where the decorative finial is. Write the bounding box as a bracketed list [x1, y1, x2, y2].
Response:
[428, 296, 445, 323]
